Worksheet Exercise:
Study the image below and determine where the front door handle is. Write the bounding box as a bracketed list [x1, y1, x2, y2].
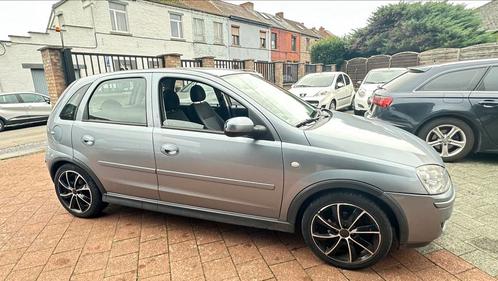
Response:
[478, 100, 498, 108]
[81, 135, 95, 146]
[160, 144, 179, 156]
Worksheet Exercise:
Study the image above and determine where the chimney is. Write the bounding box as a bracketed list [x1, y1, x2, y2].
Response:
[319, 26, 325, 32]
[240, 2, 254, 10]
[275, 12, 284, 18]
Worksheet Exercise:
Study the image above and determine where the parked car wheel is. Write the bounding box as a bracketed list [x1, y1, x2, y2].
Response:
[0, 119, 5, 132]
[417, 118, 474, 162]
[353, 109, 365, 116]
[301, 192, 393, 270]
[329, 100, 337, 111]
[54, 164, 106, 218]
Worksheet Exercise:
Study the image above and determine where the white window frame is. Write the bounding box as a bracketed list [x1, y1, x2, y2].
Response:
[213, 22, 223, 44]
[193, 18, 205, 42]
[109, 1, 129, 33]
[170, 13, 184, 39]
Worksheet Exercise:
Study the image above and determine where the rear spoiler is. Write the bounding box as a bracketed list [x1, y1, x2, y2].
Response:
[407, 66, 431, 73]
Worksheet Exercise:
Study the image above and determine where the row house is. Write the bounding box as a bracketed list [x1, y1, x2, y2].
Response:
[0, 0, 328, 94]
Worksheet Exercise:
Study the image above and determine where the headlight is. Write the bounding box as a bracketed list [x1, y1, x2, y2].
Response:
[314, 90, 328, 97]
[416, 165, 451, 194]
[357, 89, 366, 97]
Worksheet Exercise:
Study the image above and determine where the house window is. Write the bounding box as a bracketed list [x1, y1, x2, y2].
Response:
[259, 31, 267, 48]
[193, 18, 205, 42]
[306, 38, 310, 51]
[271, 32, 277, 49]
[109, 2, 129, 32]
[170, 13, 184, 39]
[291, 35, 297, 52]
[213, 22, 223, 44]
[231, 25, 240, 46]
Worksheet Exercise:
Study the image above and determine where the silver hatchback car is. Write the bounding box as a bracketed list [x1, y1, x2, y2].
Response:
[46, 69, 454, 269]
[0, 92, 51, 131]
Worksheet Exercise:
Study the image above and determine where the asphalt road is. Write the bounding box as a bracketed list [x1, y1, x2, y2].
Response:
[0, 124, 47, 159]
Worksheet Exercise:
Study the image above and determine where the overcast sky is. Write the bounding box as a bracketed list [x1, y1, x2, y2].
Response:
[0, 0, 490, 41]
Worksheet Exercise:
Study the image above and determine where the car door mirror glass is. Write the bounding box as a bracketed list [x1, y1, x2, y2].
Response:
[224, 117, 266, 138]
[336, 82, 345, 88]
[356, 80, 362, 86]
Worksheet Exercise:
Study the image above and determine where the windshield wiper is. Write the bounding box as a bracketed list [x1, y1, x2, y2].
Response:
[296, 117, 320, 128]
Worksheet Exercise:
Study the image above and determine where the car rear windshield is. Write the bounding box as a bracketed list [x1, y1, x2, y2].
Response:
[364, 69, 406, 84]
[382, 67, 429, 91]
[294, 73, 335, 87]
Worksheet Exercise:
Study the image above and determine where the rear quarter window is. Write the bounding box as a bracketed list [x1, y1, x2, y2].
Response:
[60, 83, 91, 120]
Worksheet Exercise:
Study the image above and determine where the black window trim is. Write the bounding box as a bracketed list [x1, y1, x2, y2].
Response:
[414, 65, 489, 93]
[59, 83, 92, 121]
[82, 76, 148, 127]
[474, 65, 498, 92]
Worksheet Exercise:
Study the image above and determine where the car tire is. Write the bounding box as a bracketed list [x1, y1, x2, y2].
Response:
[353, 109, 365, 116]
[417, 117, 474, 162]
[54, 164, 107, 218]
[301, 192, 393, 270]
[0, 119, 4, 132]
[329, 100, 337, 111]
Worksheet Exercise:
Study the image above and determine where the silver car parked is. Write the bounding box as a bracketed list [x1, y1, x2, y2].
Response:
[46, 69, 454, 269]
[0, 92, 51, 131]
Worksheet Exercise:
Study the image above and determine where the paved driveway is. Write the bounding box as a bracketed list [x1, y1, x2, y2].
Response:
[0, 153, 496, 281]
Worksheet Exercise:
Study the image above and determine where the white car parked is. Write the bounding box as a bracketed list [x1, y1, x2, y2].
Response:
[289, 72, 355, 111]
[353, 68, 406, 115]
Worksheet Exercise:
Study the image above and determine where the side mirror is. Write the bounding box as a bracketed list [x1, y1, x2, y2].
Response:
[44, 97, 50, 104]
[336, 82, 345, 89]
[356, 80, 362, 86]
[224, 117, 266, 138]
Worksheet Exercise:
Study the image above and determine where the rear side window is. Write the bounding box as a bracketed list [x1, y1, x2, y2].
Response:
[19, 93, 45, 103]
[419, 68, 486, 92]
[87, 78, 146, 125]
[0, 95, 18, 104]
[476, 67, 498, 91]
[60, 83, 91, 120]
[344, 74, 351, 85]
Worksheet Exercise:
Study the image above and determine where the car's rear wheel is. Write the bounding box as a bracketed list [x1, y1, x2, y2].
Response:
[0, 119, 5, 132]
[418, 118, 474, 162]
[54, 164, 106, 218]
[301, 192, 393, 269]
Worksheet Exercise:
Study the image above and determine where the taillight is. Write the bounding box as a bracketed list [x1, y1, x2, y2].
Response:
[371, 95, 393, 108]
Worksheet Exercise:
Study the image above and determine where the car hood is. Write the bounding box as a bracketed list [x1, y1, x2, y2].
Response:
[304, 112, 443, 167]
[289, 87, 328, 98]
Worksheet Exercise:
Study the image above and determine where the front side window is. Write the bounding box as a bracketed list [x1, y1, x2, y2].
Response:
[259, 31, 266, 48]
[271, 32, 277, 49]
[419, 68, 486, 92]
[60, 84, 91, 121]
[213, 22, 223, 44]
[87, 78, 146, 125]
[223, 73, 314, 126]
[193, 18, 205, 42]
[109, 2, 128, 32]
[291, 35, 297, 52]
[231, 26, 240, 46]
[19, 93, 45, 103]
[0, 94, 18, 104]
[170, 13, 184, 39]
[476, 67, 498, 91]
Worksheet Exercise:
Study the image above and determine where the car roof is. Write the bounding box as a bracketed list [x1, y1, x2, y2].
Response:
[0, 92, 47, 96]
[369, 67, 406, 72]
[77, 68, 250, 81]
[424, 58, 498, 70]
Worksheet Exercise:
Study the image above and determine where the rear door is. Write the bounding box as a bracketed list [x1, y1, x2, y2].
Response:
[0, 94, 27, 122]
[18, 93, 51, 118]
[469, 66, 498, 145]
[72, 74, 158, 200]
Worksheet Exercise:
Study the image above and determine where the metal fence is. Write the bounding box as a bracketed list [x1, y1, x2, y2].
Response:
[254, 61, 275, 83]
[283, 63, 299, 84]
[323, 64, 333, 72]
[71, 52, 163, 78]
[181, 59, 202, 68]
[214, 59, 245, 69]
[305, 64, 317, 74]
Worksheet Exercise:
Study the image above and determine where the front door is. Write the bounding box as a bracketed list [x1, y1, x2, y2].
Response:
[152, 73, 284, 218]
[470, 66, 498, 145]
[72, 74, 158, 200]
[18, 93, 51, 118]
[0, 94, 27, 122]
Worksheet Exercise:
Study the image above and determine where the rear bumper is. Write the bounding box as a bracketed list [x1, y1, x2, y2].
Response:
[386, 185, 455, 246]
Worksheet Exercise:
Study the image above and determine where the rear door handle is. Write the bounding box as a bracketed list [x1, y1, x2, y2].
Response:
[478, 100, 498, 108]
[160, 144, 179, 156]
[81, 135, 95, 146]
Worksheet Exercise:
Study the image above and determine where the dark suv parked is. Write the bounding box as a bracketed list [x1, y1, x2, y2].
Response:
[367, 59, 498, 161]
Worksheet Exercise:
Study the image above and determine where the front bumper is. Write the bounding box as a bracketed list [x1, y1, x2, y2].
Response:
[386, 184, 455, 246]
[302, 96, 326, 108]
[354, 94, 370, 111]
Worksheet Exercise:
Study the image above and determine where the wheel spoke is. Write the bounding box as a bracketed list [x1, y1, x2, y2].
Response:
[74, 196, 83, 211]
[312, 233, 339, 239]
[348, 210, 366, 231]
[69, 195, 75, 209]
[350, 230, 380, 235]
[350, 237, 374, 255]
[335, 204, 343, 229]
[449, 139, 465, 148]
[74, 174, 82, 188]
[60, 192, 72, 198]
[65, 172, 71, 188]
[316, 214, 340, 232]
[446, 126, 459, 138]
[441, 143, 449, 157]
[77, 194, 91, 205]
[58, 179, 71, 190]
[77, 185, 90, 192]
[346, 239, 353, 263]
[433, 127, 444, 139]
[324, 237, 342, 256]
[427, 140, 442, 147]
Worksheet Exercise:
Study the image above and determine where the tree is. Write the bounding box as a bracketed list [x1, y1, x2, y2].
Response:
[310, 36, 346, 65]
[348, 1, 495, 57]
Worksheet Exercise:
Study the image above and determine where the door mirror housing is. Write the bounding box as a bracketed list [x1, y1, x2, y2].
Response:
[224, 117, 267, 139]
[336, 82, 345, 89]
[356, 80, 362, 86]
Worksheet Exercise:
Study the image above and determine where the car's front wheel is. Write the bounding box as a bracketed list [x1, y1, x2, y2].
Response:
[301, 192, 393, 269]
[418, 118, 474, 162]
[329, 100, 337, 111]
[54, 164, 106, 218]
[0, 119, 5, 132]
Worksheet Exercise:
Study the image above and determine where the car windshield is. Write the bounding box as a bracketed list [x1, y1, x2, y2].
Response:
[222, 73, 315, 126]
[364, 69, 406, 84]
[294, 73, 335, 87]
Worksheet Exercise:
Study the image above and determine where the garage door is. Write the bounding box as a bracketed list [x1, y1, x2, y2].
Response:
[30, 69, 48, 95]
